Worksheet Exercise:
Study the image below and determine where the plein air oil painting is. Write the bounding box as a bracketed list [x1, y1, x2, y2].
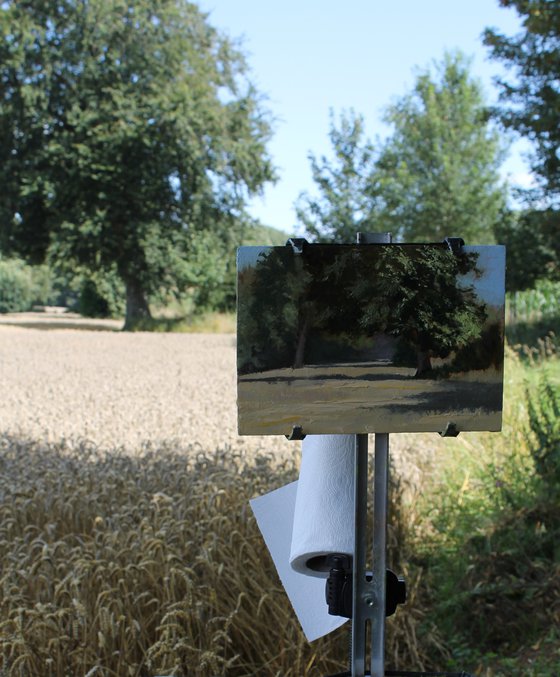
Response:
[237, 243, 505, 436]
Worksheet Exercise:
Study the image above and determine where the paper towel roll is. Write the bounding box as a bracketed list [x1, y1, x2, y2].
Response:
[289, 434, 355, 578]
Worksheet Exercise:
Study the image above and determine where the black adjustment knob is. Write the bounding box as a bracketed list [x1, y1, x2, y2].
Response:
[325, 554, 353, 619]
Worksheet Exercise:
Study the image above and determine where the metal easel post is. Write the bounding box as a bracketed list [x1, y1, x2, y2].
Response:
[351, 432, 371, 676]
[351, 418, 390, 677]
[372, 432, 389, 676]
[350, 232, 391, 677]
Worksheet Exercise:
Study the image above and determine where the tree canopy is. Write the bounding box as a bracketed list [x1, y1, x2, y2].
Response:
[296, 53, 507, 246]
[494, 207, 559, 290]
[0, 0, 275, 327]
[295, 110, 380, 243]
[484, 0, 560, 204]
[375, 52, 507, 243]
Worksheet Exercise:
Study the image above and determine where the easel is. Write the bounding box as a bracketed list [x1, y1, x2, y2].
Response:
[243, 232, 491, 676]
[321, 233, 473, 677]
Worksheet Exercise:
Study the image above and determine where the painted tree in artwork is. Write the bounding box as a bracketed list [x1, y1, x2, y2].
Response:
[240, 245, 359, 372]
[238, 248, 320, 372]
[355, 246, 488, 375]
[239, 244, 488, 376]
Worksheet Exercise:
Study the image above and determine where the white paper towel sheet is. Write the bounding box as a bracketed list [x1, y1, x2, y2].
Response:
[289, 434, 355, 577]
[250, 481, 348, 641]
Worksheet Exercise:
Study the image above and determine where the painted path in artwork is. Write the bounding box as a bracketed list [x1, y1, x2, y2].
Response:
[238, 361, 503, 436]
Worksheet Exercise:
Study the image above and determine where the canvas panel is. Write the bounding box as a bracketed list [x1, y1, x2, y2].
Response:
[237, 243, 505, 436]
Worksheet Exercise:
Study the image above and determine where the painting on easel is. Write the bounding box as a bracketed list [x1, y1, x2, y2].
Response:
[237, 243, 505, 436]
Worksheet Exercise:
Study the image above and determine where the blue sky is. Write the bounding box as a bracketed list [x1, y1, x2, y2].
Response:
[198, 0, 529, 235]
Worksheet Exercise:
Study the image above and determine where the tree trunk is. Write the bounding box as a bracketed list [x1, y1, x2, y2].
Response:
[124, 277, 152, 330]
[415, 349, 433, 377]
[293, 316, 310, 369]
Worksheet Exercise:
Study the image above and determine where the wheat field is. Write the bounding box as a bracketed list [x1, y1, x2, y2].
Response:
[0, 326, 295, 456]
[0, 324, 449, 676]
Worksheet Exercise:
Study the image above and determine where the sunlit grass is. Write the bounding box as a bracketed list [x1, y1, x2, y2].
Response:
[136, 311, 237, 333]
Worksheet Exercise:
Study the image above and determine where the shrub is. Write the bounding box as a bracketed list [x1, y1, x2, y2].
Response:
[0, 257, 34, 312]
[77, 272, 125, 318]
[526, 375, 560, 502]
[423, 371, 560, 662]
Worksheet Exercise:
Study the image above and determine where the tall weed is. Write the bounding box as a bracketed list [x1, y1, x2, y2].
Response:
[526, 375, 560, 502]
[419, 356, 560, 666]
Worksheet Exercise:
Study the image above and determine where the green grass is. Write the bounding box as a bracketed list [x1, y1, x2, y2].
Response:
[135, 310, 236, 333]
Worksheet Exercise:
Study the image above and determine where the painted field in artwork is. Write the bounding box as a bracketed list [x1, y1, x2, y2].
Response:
[238, 362, 502, 435]
[237, 243, 506, 435]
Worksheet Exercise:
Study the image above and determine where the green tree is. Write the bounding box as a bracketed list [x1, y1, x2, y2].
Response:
[297, 54, 507, 246]
[494, 208, 559, 290]
[376, 52, 507, 243]
[483, 0, 560, 203]
[0, 0, 275, 328]
[295, 110, 381, 243]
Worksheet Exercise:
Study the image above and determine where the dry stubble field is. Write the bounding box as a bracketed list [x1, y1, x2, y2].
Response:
[0, 322, 446, 676]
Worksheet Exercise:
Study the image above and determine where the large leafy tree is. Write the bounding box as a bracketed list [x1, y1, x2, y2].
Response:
[483, 1, 560, 289]
[375, 52, 507, 244]
[484, 0, 560, 203]
[0, 0, 275, 327]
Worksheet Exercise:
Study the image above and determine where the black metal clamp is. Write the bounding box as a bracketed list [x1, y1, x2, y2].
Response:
[286, 237, 308, 254]
[325, 555, 406, 620]
[286, 425, 306, 441]
[439, 422, 460, 438]
[443, 237, 465, 255]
